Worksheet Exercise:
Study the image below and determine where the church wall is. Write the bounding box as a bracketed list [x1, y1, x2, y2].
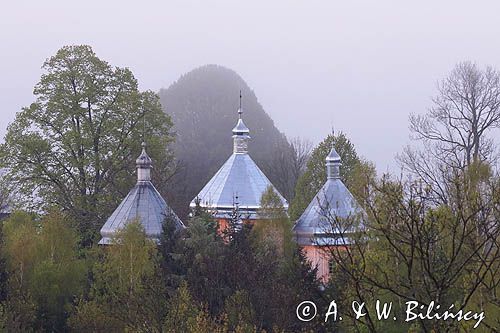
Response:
[302, 245, 330, 283]
[301, 244, 348, 283]
[216, 218, 252, 235]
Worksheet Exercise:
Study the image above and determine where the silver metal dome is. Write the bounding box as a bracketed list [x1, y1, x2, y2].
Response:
[191, 105, 288, 219]
[99, 143, 184, 244]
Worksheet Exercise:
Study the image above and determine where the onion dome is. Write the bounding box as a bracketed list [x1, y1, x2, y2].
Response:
[136, 142, 152, 167]
[232, 108, 250, 134]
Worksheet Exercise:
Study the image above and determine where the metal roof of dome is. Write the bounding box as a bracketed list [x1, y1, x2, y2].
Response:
[99, 182, 184, 244]
[190, 100, 288, 219]
[99, 143, 184, 244]
[190, 153, 288, 219]
[293, 147, 362, 246]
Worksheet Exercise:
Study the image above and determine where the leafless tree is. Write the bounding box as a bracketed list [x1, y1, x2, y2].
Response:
[319, 170, 500, 332]
[263, 136, 312, 200]
[400, 62, 500, 202]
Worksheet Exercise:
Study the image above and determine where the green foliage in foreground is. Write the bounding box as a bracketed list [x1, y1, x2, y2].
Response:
[0, 202, 319, 332]
[0, 166, 498, 332]
[158, 208, 325, 332]
[68, 221, 167, 332]
[0, 210, 86, 332]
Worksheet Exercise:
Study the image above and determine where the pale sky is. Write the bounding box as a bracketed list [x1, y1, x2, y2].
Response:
[1, 0, 500, 172]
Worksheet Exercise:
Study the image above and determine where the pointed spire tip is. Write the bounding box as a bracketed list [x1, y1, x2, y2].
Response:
[238, 90, 243, 118]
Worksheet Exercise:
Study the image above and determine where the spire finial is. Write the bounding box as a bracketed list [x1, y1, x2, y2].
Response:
[232, 91, 250, 154]
[142, 109, 147, 145]
[238, 90, 242, 119]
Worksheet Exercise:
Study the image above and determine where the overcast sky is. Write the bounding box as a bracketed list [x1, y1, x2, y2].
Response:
[1, 0, 500, 173]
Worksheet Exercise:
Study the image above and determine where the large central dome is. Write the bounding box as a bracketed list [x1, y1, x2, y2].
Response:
[190, 104, 287, 219]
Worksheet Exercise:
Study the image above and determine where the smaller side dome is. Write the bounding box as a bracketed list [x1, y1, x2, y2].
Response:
[99, 140, 184, 245]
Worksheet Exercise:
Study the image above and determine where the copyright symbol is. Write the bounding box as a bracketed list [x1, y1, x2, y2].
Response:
[296, 301, 317, 322]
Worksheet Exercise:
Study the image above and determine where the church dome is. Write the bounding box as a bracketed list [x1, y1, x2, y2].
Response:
[100, 142, 184, 244]
[293, 147, 363, 246]
[190, 98, 287, 219]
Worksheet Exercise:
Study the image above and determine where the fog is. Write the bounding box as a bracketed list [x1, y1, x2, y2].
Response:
[1, 0, 500, 172]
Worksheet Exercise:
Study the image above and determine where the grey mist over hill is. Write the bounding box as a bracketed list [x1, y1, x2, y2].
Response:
[159, 65, 290, 218]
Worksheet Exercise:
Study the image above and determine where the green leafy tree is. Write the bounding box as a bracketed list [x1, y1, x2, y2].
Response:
[0, 45, 175, 246]
[165, 190, 324, 332]
[2, 212, 38, 290]
[1, 209, 86, 331]
[0, 211, 37, 331]
[163, 281, 202, 332]
[67, 298, 122, 332]
[30, 210, 86, 331]
[253, 190, 324, 332]
[158, 214, 188, 296]
[223, 290, 255, 333]
[289, 132, 361, 220]
[255, 186, 293, 258]
[0, 219, 8, 303]
[257, 186, 288, 221]
[69, 221, 167, 332]
[163, 281, 236, 333]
